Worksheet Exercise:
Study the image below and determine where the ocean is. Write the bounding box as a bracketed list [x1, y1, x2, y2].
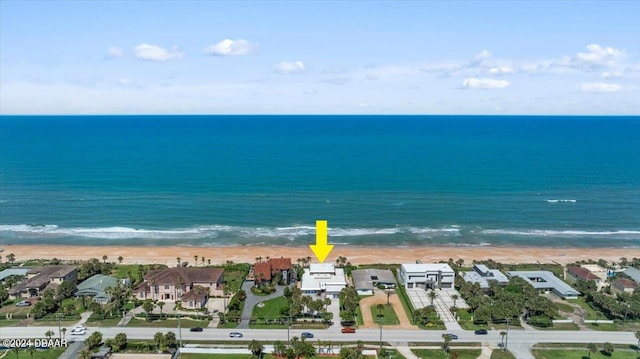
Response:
[1, 115, 639, 248]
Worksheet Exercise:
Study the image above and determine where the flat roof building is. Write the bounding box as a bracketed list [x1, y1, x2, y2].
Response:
[506, 271, 580, 299]
[462, 264, 509, 290]
[300, 264, 347, 298]
[399, 263, 454, 289]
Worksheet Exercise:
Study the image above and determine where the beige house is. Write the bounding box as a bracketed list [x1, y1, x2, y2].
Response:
[612, 278, 639, 294]
[180, 286, 209, 309]
[8, 265, 77, 299]
[134, 267, 224, 304]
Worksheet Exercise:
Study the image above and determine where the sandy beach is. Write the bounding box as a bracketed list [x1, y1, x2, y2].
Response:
[0, 244, 632, 266]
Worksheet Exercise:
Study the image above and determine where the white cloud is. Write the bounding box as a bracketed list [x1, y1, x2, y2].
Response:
[577, 82, 622, 93]
[601, 70, 624, 79]
[203, 39, 256, 56]
[107, 46, 123, 58]
[462, 78, 510, 89]
[576, 44, 625, 67]
[134, 44, 183, 61]
[475, 49, 492, 60]
[488, 66, 515, 75]
[275, 61, 306, 74]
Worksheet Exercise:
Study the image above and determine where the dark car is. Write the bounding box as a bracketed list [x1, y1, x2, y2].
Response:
[445, 334, 458, 340]
[229, 332, 243, 338]
[341, 327, 356, 333]
[301, 332, 314, 339]
[474, 329, 488, 335]
[189, 327, 203, 332]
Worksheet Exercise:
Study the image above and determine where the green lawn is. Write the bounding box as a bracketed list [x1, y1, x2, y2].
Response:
[0, 319, 20, 327]
[555, 302, 575, 313]
[86, 314, 122, 327]
[412, 349, 481, 359]
[532, 349, 640, 359]
[126, 317, 209, 328]
[572, 298, 608, 320]
[370, 304, 400, 325]
[217, 264, 250, 293]
[586, 322, 618, 331]
[356, 306, 364, 326]
[534, 322, 579, 331]
[3, 348, 66, 359]
[457, 310, 489, 331]
[252, 296, 288, 320]
[490, 350, 517, 359]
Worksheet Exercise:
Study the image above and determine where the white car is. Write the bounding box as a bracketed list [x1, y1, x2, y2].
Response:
[72, 325, 86, 331]
[70, 329, 85, 336]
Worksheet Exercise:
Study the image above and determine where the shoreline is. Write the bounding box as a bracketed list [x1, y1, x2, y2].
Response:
[0, 244, 630, 266]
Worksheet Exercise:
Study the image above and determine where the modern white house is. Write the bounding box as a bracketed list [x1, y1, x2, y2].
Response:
[300, 263, 347, 298]
[399, 263, 455, 289]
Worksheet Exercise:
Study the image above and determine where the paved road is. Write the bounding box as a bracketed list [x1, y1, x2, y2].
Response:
[238, 280, 291, 329]
[57, 341, 85, 359]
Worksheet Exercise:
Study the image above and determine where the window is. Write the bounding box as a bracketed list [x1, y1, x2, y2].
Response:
[164, 285, 169, 289]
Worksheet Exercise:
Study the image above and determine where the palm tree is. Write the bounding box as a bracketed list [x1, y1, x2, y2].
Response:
[586, 343, 597, 358]
[249, 340, 264, 358]
[376, 303, 385, 320]
[157, 302, 165, 317]
[635, 331, 640, 356]
[7, 253, 15, 264]
[117, 256, 123, 264]
[102, 255, 108, 263]
[176, 257, 181, 267]
[207, 259, 211, 266]
[45, 330, 54, 339]
[451, 294, 459, 308]
[500, 331, 507, 350]
[306, 256, 311, 267]
[12, 347, 19, 359]
[194, 255, 198, 267]
[28, 345, 36, 359]
[428, 290, 437, 306]
[62, 328, 67, 339]
[201, 257, 205, 266]
[442, 334, 452, 353]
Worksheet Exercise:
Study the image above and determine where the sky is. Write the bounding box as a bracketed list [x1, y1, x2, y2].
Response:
[0, 0, 639, 115]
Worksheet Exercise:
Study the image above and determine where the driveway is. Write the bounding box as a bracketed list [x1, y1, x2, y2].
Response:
[237, 280, 291, 329]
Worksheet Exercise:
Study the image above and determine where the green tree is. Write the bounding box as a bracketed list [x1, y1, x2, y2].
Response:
[117, 256, 123, 264]
[6, 253, 15, 264]
[56, 281, 77, 301]
[451, 294, 459, 308]
[86, 331, 103, 350]
[102, 255, 108, 263]
[376, 303, 384, 319]
[442, 334, 452, 353]
[273, 340, 287, 357]
[603, 342, 614, 355]
[157, 301, 165, 317]
[339, 347, 363, 359]
[154, 332, 164, 351]
[428, 290, 437, 306]
[142, 301, 155, 321]
[28, 345, 36, 359]
[176, 257, 181, 267]
[164, 332, 177, 349]
[45, 330, 54, 339]
[249, 340, 265, 359]
[112, 332, 127, 352]
[586, 343, 597, 358]
[194, 255, 198, 267]
[79, 349, 91, 359]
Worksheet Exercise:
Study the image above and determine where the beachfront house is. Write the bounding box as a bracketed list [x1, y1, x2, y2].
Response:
[180, 285, 210, 309]
[565, 266, 604, 289]
[0, 267, 29, 284]
[8, 265, 77, 299]
[351, 269, 396, 295]
[612, 278, 639, 294]
[253, 257, 293, 286]
[300, 263, 347, 298]
[134, 267, 224, 304]
[462, 264, 509, 291]
[622, 267, 640, 284]
[399, 263, 454, 289]
[75, 274, 119, 304]
[506, 271, 580, 299]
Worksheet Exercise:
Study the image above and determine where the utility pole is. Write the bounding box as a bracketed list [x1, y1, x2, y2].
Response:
[178, 315, 183, 348]
[378, 317, 383, 350]
[287, 315, 291, 343]
[57, 314, 61, 341]
[624, 304, 630, 323]
[505, 318, 510, 351]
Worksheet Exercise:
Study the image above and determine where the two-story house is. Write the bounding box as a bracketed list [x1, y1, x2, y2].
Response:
[134, 267, 224, 307]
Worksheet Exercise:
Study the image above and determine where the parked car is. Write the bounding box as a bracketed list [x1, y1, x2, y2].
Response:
[445, 334, 458, 340]
[189, 327, 203, 332]
[474, 329, 488, 335]
[229, 332, 243, 338]
[301, 332, 314, 339]
[341, 327, 356, 333]
[15, 300, 31, 307]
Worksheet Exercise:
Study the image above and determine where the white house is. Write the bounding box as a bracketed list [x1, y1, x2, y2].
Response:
[399, 263, 454, 289]
[300, 263, 347, 298]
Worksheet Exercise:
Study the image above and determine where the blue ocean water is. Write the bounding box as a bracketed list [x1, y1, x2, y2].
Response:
[1, 115, 639, 248]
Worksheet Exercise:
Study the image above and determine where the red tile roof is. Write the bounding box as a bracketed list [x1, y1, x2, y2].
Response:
[614, 278, 639, 289]
[143, 267, 223, 286]
[567, 266, 600, 281]
[269, 257, 292, 272]
[254, 262, 272, 283]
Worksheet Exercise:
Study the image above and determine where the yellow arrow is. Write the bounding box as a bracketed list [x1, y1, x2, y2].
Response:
[309, 220, 334, 263]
